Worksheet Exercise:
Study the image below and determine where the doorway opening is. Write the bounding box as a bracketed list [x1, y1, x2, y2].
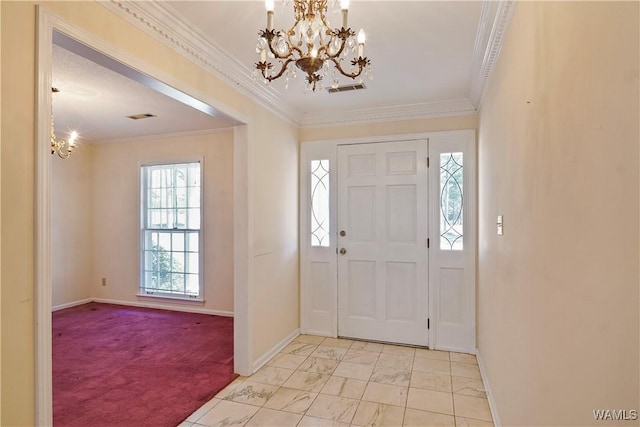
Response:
[36, 9, 251, 425]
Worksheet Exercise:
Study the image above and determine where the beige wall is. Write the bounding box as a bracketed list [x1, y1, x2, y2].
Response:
[1, 2, 37, 421]
[299, 114, 478, 142]
[91, 133, 234, 313]
[0, 1, 3, 421]
[52, 145, 93, 307]
[251, 116, 300, 359]
[0, 1, 299, 424]
[477, 2, 639, 425]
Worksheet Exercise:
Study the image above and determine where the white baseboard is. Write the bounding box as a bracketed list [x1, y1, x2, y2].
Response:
[433, 344, 476, 354]
[301, 329, 334, 338]
[476, 349, 501, 427]
[251, 328, 300, 373]
[92, 298, 234, 317]
[52, 298, 93, 312]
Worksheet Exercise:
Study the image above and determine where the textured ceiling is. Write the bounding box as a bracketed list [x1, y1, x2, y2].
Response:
[52, 42, 237, 143]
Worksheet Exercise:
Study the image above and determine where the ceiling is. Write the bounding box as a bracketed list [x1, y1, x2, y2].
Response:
[52, 35, 239, 143]
[165, 1, 482, 119]
[53, 1, 512, 142]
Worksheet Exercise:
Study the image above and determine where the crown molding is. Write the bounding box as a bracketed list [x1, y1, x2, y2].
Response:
[92, 127, 235, 145]
[299, 98, 477, 128]
[468, 0, 517, 108]
[98, 1, 511, 128]
[99, 0, 301, 125]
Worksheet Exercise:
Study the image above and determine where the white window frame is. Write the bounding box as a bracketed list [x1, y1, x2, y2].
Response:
[138, 159, 204, 301]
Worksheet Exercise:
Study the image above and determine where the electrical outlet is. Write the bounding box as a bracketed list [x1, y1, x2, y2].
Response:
[101, 278, 107, 286]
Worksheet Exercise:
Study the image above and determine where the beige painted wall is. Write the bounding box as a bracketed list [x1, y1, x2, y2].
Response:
[0, 2, 3, 421]
[0, 1, 298, 424]
[91, 133, 234, 314]
[299, 114, 478, 142]
[251, 115, 299, 359]
[52, 145, 93, 308]
[477, 2, 639, 425]
[1, 2, 37, 421]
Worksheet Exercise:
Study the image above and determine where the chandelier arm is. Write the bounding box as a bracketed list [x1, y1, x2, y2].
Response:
[328, 57, 370, 79]
[257, 58, 296, 82]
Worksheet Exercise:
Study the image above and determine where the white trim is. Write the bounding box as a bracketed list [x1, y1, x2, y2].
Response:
[92, 127, 235, 145]
[51, 297, 233, 317]
[301, 329, 334, 338]
[251, 329, 300, 373]
[476, 349, 502, 427]
[299, 99, 477, 128]
[138, 159, 205, 300]
[302, 132, 451, 147]
[433, 344, 476, 355]
[135, 293, 205, 305]
[468, 1, 516, 107]
[35, 7, 54, 426]
[93, 298, 234, 317]
[51, 298, 93, 312]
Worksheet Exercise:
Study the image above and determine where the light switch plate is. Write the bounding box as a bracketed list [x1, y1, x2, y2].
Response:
[497, 215, 503, 235]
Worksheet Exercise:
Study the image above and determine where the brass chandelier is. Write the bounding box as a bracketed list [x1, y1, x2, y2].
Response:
[254, 0, 371, 92]
[51, 87, 78, 159]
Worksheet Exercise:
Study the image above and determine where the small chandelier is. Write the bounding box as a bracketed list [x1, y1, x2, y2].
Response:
[254, 0, 371, 92]
[51, 87, 78, 159]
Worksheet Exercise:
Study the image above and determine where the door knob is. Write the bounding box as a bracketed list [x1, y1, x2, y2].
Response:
[339, 248, 347, 255]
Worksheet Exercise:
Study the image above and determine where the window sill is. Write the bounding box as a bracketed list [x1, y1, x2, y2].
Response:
[136, 293, 205, 305]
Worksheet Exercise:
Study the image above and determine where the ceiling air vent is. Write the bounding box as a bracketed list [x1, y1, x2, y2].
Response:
[126, 113, 157, 120]
[326, 83, 366, 94]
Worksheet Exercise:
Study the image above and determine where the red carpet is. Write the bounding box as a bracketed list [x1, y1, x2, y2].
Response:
[53, 302, 236, 427]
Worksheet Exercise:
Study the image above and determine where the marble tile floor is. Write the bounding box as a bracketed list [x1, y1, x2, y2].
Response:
[179, 335, 493, 427]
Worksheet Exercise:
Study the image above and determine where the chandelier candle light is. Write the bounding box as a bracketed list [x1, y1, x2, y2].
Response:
[255, 0, 372, 92]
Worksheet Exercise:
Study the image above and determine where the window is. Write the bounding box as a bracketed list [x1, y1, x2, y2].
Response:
[440, 152, 463, 250]
[310, 159, 330, 247]
[140, 162, 202, 298]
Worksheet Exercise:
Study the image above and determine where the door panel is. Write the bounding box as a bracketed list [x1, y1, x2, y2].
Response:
[337, 140, 428, 346]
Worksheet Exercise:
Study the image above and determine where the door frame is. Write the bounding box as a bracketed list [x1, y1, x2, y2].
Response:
[300, 130, 476, 351]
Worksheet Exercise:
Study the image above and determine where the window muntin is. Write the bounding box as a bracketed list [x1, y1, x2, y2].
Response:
[440, 152, 463, 250]
[141, 162, 201, 297]
[310, 159, 330, 247]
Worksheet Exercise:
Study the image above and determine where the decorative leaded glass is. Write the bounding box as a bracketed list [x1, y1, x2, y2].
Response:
[310, 160, 330, 247]
[440, 152, 463, 250]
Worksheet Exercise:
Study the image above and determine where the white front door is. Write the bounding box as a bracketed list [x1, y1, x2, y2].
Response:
[337, 140, 429, 346]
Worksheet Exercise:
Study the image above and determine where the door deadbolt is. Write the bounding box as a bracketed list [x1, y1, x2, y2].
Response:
[340, 230, 346, 237]
[339, 248, 347, 255]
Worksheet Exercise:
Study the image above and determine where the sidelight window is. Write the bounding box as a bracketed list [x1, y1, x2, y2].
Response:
[440, 152, 463, 250]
